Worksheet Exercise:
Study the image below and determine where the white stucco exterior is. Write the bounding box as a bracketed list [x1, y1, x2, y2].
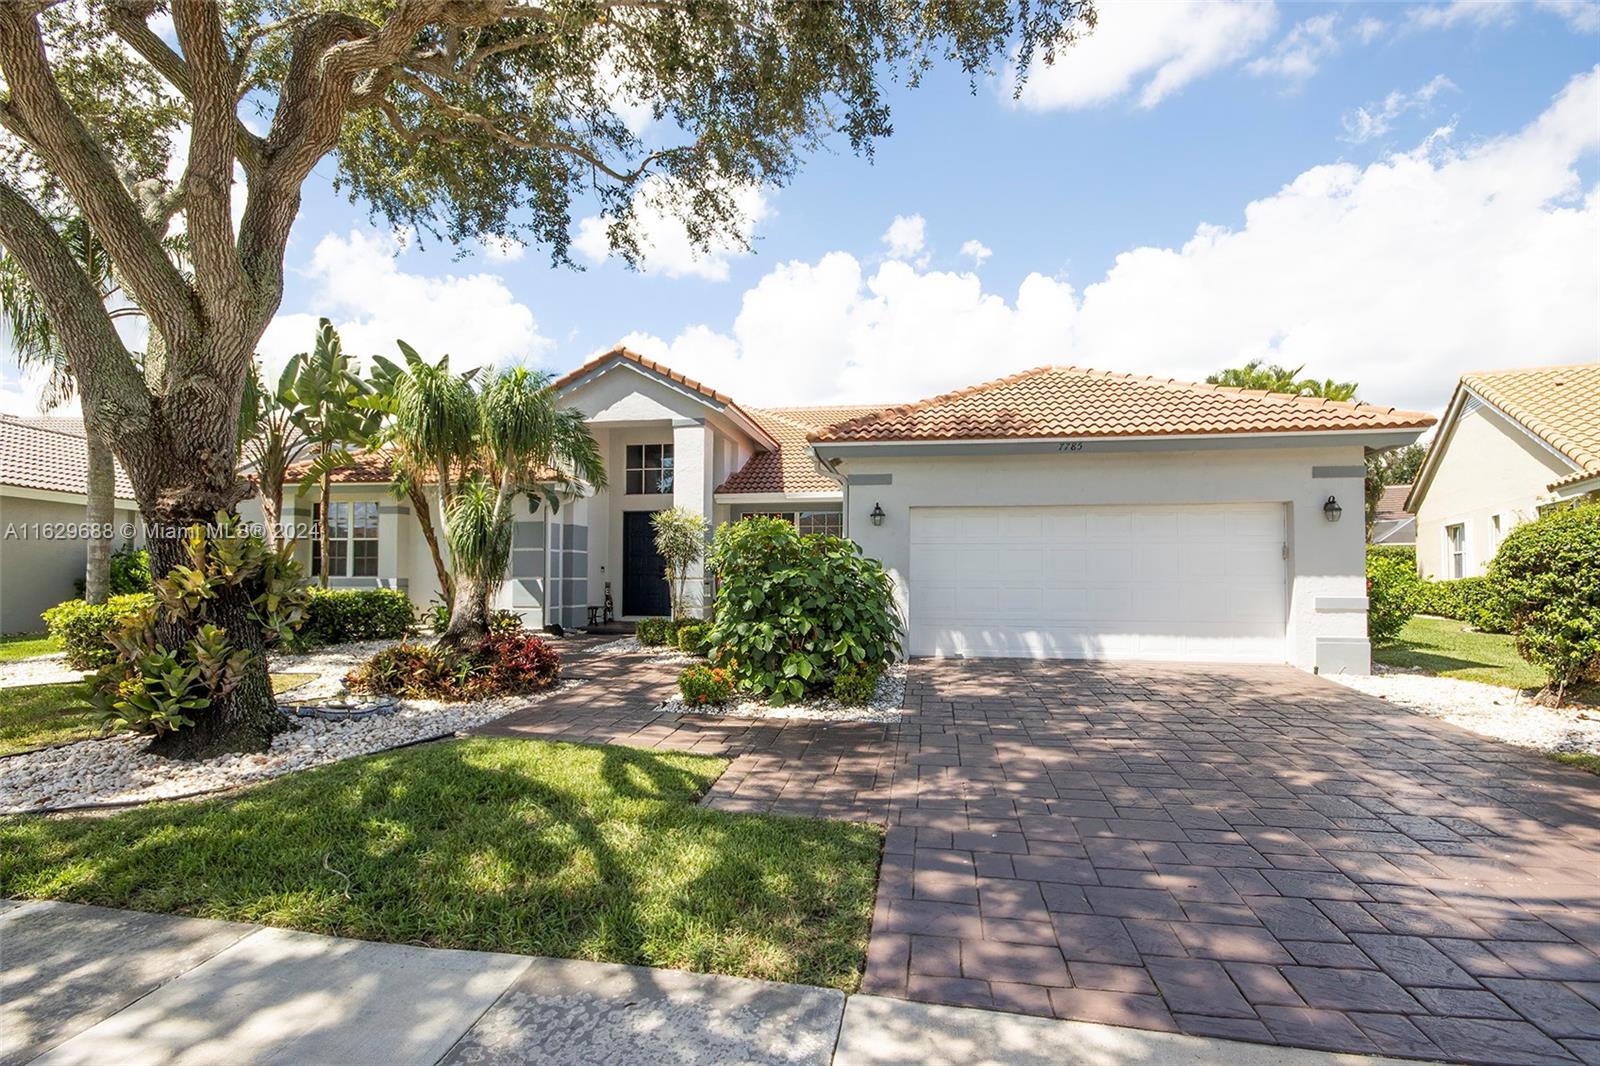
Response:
[822, 440, 1381, 674]
[1411, 400, 1578, 579]
[0, 487, 142, 633]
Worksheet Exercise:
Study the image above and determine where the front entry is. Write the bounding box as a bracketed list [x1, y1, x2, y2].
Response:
[622, 510, 671, 617]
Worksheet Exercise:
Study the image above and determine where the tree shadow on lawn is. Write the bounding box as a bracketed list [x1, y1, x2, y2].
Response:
[0, 738, 882, 990]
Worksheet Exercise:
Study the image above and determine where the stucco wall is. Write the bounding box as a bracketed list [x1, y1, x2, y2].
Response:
[835, 443, 1371, 674]
[0, 492, 141, 633]
[1413, 404, 1571, 579]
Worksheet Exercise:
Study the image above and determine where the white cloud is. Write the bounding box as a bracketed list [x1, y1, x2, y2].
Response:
[593, 67, 1600, 414]
[480, 234, 526, 262]
[1353, 16, 1387, 43]
[1406, 0, 1600, 32]
[1018, 0, 1278, 111]
[259, 229, 547, 373]
[882, 215, 928, 262]
[961, 239, 994, 267]
[573, 177, 769, 281]
[1343, 75, 1457, 143]
[1246, 13, 1340, 81]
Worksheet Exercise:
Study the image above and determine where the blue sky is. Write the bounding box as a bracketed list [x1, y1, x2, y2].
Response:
[4, 0, 1598, 417]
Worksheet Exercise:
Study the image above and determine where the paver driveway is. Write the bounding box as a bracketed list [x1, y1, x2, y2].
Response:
[483, 653, 1600, 1064]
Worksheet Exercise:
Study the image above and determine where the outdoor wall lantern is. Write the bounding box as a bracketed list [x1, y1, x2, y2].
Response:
[869, 502, 886, 526]
[1323, 495, 1343, 523]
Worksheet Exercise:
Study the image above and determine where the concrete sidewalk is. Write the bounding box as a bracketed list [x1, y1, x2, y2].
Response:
[1, 900, 1434, 1065]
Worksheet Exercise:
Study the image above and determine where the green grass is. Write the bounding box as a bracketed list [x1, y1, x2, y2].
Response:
[0, 682, 98, 755]
[1375, 616, 1549, 689]
[0, 737, 882, 989]
[1550, 752, 1600, 777]
[0, 633, 60, 662]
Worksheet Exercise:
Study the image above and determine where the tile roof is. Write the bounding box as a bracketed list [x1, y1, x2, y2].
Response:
[1374, 483, 1413, 520]
[1461, 363, 1600, 479]
[553, 347, 778, 450]
[0, 415, 135, 499]
[282, 447, 559, 486]
[809, 366, 1437, 442]
[717, 406, 882, 494]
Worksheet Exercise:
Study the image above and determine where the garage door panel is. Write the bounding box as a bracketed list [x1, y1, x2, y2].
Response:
[910, 503, 1286, 663]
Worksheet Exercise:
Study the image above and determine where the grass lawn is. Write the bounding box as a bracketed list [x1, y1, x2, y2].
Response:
[0, 737, 882, 989]
[1551, 752, 1600, 777]
[0, 633, 60, 662]
[0, 682, 97, 755]
[270, 672, 317, 695]
[1375, 616, 1548, 689]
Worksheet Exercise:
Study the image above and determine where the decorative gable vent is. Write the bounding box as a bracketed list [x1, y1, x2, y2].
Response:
[1462, 393, 1485, 418]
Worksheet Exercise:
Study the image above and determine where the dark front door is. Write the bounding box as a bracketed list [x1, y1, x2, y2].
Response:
[623, 510, 671, 617]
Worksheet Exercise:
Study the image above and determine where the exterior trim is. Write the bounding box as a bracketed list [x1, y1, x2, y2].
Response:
[1315, 596, 1369, 612]
[847, 473, 894, 486]
[0, 483, 139, 508]
[1311, 466, 1365, 479]
[714, 491, 841, 504]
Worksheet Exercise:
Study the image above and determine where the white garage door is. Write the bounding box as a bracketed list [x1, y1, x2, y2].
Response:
[909, 503, 1287, 662]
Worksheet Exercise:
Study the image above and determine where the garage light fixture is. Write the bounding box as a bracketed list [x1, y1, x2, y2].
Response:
[1323, 496, 1343, 523]
[869, 502, 886, 526]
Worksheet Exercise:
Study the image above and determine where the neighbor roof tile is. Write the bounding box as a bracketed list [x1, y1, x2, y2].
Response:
[0, 416, 135, 499]
[1461, 363, 1600, 478]
[809, 366, 1437, 442]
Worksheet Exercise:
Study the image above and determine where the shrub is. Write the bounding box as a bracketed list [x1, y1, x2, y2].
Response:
[1488, 503, 1600, 700]
[1414, 577, 1511, 634]
[346, 632, 561, 700]
[299, 588, 415, 646]
[678, 663, 734, 706]
[707, 517, 900, 703]
[1366, 547, 1422, 646]
[636, 617, 677, 646]
[489, 609, 525, 634]
[676, 622, 709, 656]
[831, 661, 881, 705]
[43, 593, 156, 669]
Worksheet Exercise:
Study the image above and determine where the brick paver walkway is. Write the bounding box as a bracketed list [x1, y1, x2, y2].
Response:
[479, 652, 1600, 1064]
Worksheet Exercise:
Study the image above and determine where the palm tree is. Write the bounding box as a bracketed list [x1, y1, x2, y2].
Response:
[0, 217, 145, 604]
[237, 360, 312, 549]
[284, 320, 379, 587]
[1207, 360, 1358, 402]
[440, 366, 604, 646]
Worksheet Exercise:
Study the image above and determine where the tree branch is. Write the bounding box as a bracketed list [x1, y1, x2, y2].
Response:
[105, 3, 266, 175]
[171, 0, 249, 306]
[0, 6, 198, 354]
[0, 179, 154, 455]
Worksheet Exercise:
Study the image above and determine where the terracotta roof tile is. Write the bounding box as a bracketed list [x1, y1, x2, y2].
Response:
[0, 415, 135, 499]
[1374, 483, 1413, 520]
[717, 406, 881, 494]
[1461, 363, 1600, 479]
[810, 366, 1437, 442]
[282, 447, 559, 486]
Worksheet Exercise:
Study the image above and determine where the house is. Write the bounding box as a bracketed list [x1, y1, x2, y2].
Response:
[1369, 483, 1415, 546]
[265, 349, 1434, 675]
[1407, 364, 1599, 580]
[0, 415, 142, 633]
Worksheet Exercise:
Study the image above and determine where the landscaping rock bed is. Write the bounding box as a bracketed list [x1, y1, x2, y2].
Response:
[0, 653, 85, 689]
[589, 635, 699, 664]
[1328, 666, 1600, 757]
[281, 693, 400, 721]
[0, 680, 579, 814]
[663, 662, 906, 723]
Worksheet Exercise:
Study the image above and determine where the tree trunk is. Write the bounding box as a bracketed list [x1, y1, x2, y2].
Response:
[317, 466, 331, 588]
[142, 519, 286, 759]
[438, 571, 490, 650]
[83, 421, 115, 604]
[259, 468, 284, 549]
[405, 479, 453, 611]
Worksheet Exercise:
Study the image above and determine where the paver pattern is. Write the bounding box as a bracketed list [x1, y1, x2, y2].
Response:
[480, 653, 1600, 1064]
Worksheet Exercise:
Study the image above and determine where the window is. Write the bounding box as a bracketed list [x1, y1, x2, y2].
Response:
[625, 444, 673, 494]
[797, 511, 842, 536]
[1490, 514, 1503, 551]
[1446, 523, 1466, 579]
[313, 501, 380, 577]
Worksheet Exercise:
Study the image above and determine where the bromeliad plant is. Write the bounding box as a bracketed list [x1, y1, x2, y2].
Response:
[83, 515, 312, 749]
[706, 517, 900, 703]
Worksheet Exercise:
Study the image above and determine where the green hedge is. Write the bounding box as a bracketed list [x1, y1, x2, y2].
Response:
[1366, 548, 1421, 645]
[42, 594, 155, 669]
[1489, 503, 1600, 698]
[636, 617, 679, 647]
[1414, 576, 1511, 634]
[299, 588, 415, 646]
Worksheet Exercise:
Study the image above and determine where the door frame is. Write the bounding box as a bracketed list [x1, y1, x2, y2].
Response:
[622, 509, 670, 618]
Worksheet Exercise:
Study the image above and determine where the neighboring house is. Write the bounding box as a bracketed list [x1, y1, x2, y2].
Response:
[1369, 483, 1415, 546]
[0, 415, 141, 633]
[1407, 364, 1599, 580]
[265, 349, 1433, 674]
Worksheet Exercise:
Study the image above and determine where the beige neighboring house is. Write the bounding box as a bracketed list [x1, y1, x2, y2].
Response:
[0, 415, 142, 633]
[1407, 363, 1600, 580]
[260, 348, 1436, 675]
